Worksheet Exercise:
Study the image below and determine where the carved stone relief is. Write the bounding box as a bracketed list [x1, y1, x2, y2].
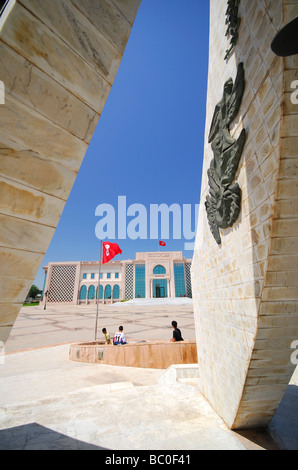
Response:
[225, 0, 241, 60]
[205, 62, 246, 245]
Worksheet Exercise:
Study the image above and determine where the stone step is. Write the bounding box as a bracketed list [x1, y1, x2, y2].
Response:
[158, 363, 199, 385]
[177, 377, 201, 388]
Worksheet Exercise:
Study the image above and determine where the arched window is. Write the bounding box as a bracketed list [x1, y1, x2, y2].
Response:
[113, 284, 120, 300]
[96, 285, 103, 300]
[104, 284, 112, 299]
[88, 285, 95, 300]
[153, 265, 166, 275]
[79, 285, 87, 300]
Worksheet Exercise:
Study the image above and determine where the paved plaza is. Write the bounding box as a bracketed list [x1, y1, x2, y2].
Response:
[5, 299, 196, 353]
[0, 299, 297, 450]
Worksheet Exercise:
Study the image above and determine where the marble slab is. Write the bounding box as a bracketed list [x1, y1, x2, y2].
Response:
[19, 0, 123, 85]
[0, 176, 66, 227]
[71, 0, 133, 54]
[0, 138, 77, 200]
[0, 42, 99, 143]
[111, 0, 142, 25]
[0, 276, 31, 303]
[0, 94, 88, 172]
[0, 303, 22, 327]
[1, 2, 111, 111]
[0, 213, 55, 253]
[0, 247, 44, 281]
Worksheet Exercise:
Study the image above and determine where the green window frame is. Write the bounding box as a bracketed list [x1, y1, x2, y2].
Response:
[80, 285, 87, 300]
[104, 284, 112, 299]
[88, 285, 95, 300]
[113, 284, 120, 299]
[96, 285, 103, 300]
[153, 265, 166, 275]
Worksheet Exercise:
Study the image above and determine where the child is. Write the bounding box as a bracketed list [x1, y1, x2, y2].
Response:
[102, 328, 111, 344]
[113, 326, 127, 345]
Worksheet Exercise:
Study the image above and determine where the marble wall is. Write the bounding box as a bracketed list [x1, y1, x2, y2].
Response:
[191, 0, 298, 429]
[0, 0, 141, 344]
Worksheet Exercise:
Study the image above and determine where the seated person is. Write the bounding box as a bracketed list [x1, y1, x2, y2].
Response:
[170, 320, 184, 342]
[113, 326, 127, 345]
[102, 327, 111, 344]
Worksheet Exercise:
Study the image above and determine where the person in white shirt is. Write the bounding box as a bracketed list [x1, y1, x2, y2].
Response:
[113, 326, 127, 345]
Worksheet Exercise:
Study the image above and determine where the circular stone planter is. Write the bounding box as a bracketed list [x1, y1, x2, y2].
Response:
[69, 340, 198, 369]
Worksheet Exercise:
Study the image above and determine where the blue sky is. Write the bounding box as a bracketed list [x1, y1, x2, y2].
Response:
[34, 0, 210, 289]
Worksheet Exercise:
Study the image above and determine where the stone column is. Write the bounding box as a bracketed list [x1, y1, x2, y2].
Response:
[169, 260, 176, 298]
[72, 262, 81, 305]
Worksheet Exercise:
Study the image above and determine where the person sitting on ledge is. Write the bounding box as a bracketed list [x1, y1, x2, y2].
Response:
[170, 320, 184, 342]
[113, 326, 127, 345]
[102, 327, 111, 345]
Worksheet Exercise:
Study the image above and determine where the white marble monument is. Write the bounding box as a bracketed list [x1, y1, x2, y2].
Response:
[192, 0, 298, 429]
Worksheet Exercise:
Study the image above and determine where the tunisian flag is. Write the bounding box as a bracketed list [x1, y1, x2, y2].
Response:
[159, 240, 166, 246]
[102, 242, 122, 264]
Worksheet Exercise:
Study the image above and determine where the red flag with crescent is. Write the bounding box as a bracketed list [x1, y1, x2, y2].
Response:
[102, 242, 122, 264]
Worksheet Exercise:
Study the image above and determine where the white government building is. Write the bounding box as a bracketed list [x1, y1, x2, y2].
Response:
[42, 251, 192, 305]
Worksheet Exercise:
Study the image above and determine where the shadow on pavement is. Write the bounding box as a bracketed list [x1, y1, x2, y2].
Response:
[233, 428, 280, 450]
[269, 384, 298, 450]
[0, 422, 107, 450]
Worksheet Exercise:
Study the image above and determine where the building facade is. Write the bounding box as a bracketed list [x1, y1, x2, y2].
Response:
[42, 251, 192, 305]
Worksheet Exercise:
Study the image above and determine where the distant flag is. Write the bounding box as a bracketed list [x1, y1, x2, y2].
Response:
[102, 242, 122, 264]
[159, 240, 166, 247]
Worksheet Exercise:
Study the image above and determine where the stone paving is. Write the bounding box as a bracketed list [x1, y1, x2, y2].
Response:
[0, 345, 245, 451]
[5, 300, 196, 353]
[0, 300, 297, 450]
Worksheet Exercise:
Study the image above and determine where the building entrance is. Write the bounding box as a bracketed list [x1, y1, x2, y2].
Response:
[153, 279, 167, 298]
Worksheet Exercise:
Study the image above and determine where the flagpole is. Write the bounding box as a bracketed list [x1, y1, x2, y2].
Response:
[94, 241, 103, 341]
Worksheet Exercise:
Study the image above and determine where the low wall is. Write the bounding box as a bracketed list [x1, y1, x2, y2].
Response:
[69, 340, 198, 369]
